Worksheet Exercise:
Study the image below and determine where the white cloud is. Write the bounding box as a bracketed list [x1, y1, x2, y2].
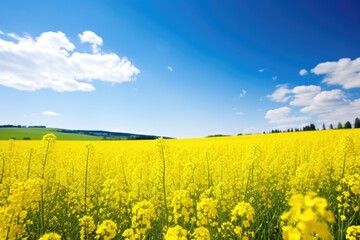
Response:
[268, 85, 322, 106]
[299, 69, 308, 76]
[267, 84, 291, 102]
[0, 31, 139, 92]
[266, 83, 360, 126]
[239, 89, 247, 98]
[290, 85, 321, 106]
[316, 99, 360, 124]
[265, 106, 309, 124]
[43, 111, 60, 116]
[300, 89, 348, 114]
[258, 69, 265, 72]
[311, 57, 360, 89]
[78, 30, 103, 53]
[168, 66, 173, 72]
[236, 111, 243, 115]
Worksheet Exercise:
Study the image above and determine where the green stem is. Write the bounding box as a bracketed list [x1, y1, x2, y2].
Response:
[41, 140, 50, 179]
[243, 162, 253, 201]
[342, 153, 346, 178]
[206, 153, 211, 188]
[26, 149, 33, 180]
[0, 154, 5, 184]
[5, 212, 15, 240]
[84, 146, 90, 215]
[159, 140, 169, 227]
[40, 140, 50, 234]
[40, 186, 45, 235]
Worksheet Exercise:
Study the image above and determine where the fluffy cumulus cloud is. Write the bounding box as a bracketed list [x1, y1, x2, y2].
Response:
[266, 84, 359, 126]
[0, 30, 140, 92]
[78, 30, 103, 53]
[265, 56, 360, 127]
[300, 89, 348, 114]
[290, 85, 321, 106]
[265, 106, 309, 124]
[267, 84, 292, 102]
[312, 57, 360, 89]
[316, 99, 360, 124]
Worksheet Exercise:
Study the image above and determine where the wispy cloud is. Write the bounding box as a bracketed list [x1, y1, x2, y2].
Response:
[243, 126, 261, 134]
[272, 76, 278, 81]
[0, 31, 140, 92]
[43, 111, 60, 116]
[258, 68, 265, 73]
[299, 69, 308, 76]
[236, 111, 243, 115]
[168, 66, 173, 72]
[239, 89, 247, 98]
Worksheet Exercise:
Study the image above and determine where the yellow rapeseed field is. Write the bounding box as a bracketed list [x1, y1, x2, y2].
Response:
[0, 130, 359, 239]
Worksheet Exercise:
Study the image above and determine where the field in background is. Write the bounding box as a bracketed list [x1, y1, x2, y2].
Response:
[0, 128, 102, 140]
[0, 129, 359, 239]
[0, 127, 162, 140]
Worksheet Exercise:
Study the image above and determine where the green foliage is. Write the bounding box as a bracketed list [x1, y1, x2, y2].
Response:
[344, 121, 352, 129]
[354, 118, 360, 128]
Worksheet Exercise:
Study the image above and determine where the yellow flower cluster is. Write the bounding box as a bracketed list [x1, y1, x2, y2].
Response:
[95, 220, 118, 240]
[0, 178, 43, 239]
[230, 201, 255, 239]
[281, 192, 335, 239]
[337, 173, 360, 227]
[196, 197, 218, 227]
[79, 215, 96, 240]
[164, 225, 188, 240]
[231, 201, 255, 227]
[38, 232, 61, 240]
[191, 226, 210, 240]
[219, 221, 235, 238]
[171, 189, 194, 225]
[123, 200, 156, 239]
[42, 133, 57, 142]
[346, 225, 360, 240]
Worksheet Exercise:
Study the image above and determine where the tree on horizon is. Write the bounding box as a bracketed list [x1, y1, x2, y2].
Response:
[344, 121, 352, 129]
[355, 118, 360, 128]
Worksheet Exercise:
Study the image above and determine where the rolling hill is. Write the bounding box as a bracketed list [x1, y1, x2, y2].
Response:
[0, 126, 165, 140]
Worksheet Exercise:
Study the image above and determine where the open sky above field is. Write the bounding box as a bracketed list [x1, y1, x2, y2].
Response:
[1, 0, 360, 138]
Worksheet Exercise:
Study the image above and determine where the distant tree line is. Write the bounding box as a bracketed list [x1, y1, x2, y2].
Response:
[0, 125, 46, 128]
[269, 117, 360, 134]
[206, 134, 231, 138]
[0, 125, 26, 128]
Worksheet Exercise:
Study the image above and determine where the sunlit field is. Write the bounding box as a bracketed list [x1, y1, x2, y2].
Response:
[0, 130, 359, 239]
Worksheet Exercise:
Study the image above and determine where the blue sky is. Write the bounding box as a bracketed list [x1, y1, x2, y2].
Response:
[1, 0, 360, 138]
